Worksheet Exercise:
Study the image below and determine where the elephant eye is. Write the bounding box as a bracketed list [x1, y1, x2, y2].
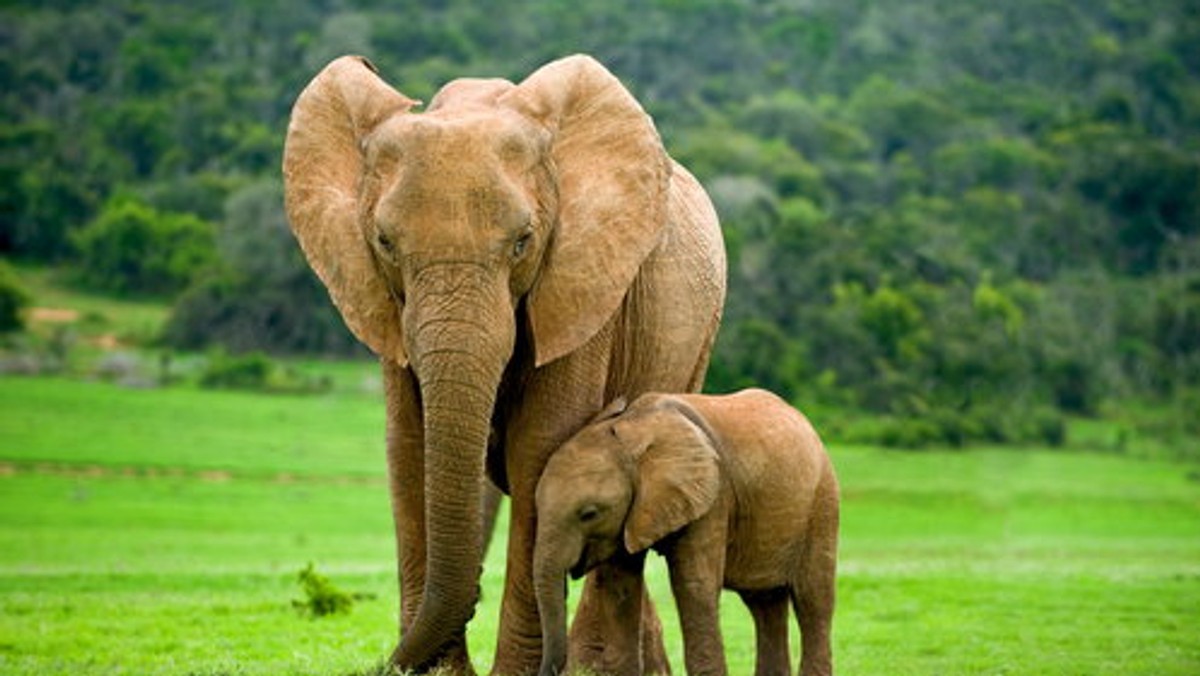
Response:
[512, 231, 532, 259]
[376, 232, 395, 253]
[578, 505, 600, 523]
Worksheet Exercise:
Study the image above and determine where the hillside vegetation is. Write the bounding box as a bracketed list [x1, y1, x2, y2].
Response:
[3, 0, 1199, 448]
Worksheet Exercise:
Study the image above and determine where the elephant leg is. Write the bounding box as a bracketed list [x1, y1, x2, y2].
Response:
[740, 589, 792, 676]
[490, 480, 543, 673]
[383, 361, 475, 674]
[490, 352, 611, 674]
[793, 579, 833, 676]
[666, 538, 726, 676]
[794, 489, 838, 676]
[568, 556, 656, 676]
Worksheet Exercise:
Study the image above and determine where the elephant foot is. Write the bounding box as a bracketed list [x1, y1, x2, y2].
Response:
[566, 627, 647, 676]
[488, 636, 544, 676]
[568, 652, 640, 676]
[388, 634, 476, 676]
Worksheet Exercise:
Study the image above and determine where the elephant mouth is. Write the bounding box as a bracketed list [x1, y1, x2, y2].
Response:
[569, 554, 590, 580]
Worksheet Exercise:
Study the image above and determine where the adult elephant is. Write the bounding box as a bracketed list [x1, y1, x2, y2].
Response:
[282, 53, 726, 675]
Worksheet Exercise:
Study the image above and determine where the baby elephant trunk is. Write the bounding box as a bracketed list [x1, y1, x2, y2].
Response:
[534, 534, 571, 676]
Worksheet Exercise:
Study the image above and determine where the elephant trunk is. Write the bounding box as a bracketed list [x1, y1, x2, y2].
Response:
[534, 531, 574, 676]
[391, 265, 515, 671]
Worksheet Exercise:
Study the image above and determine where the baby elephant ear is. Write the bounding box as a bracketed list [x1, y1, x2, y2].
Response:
[624, 400, 721, 553]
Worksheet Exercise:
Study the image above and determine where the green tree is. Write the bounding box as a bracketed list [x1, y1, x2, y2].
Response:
[164, 180, 360, 355]
[70, 194, 216, 296]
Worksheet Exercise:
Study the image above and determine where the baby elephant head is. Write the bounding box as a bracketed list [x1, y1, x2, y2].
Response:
[533, 396, 721, 676]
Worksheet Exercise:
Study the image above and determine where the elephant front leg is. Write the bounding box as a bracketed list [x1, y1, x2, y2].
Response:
[488, 344, 617, 674]
[666, 533, 727, 676]
[490, 481, 547, 674]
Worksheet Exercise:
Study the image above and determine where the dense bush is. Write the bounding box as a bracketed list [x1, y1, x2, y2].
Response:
[161, 181, 364, 356]
[164, 271, 362, 356]
[69, 195, 216, 296]
[860, 405, 1067, 451]
[198, 350, 331, 394]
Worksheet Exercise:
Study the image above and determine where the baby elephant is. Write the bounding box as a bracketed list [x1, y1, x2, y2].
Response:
[534, 389, 839, 676]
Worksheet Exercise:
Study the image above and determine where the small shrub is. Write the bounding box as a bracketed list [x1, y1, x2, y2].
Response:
[927, 408, 984, 448]
[93, 351, 157, 389]
[199, 350, 274, 390]
[43, 325, 76, 373]
[198, 350, 333, 394]
[965, 405, 1014, 444]
[877, 416, 943, 449]
[292, 563, 373, 618]
[0, 351, 40, 375]
[1030, 407, 1068, 447]
[0, 262, 30, 333]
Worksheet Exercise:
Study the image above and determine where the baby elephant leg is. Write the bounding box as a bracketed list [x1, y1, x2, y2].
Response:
[739, 588, 792, 676]
[792, 579, 834, 676]
[668, 556, 727, 675]
[793, 484, 838, 676]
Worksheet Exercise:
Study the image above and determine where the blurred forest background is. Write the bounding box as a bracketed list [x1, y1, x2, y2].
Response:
[2, 0, 1198, 450]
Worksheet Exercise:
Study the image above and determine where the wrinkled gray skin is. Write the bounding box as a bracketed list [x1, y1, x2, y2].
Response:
[282, 53, 725, 675]
[535, 390, 839, 676]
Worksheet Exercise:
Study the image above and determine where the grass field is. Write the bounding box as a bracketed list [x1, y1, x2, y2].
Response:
[2, 373, 1198, 675]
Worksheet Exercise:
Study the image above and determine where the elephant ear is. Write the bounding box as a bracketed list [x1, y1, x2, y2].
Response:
[282, 56, 419, 366]
[624, 398, 721, 554]
[501, 54, 671, 367]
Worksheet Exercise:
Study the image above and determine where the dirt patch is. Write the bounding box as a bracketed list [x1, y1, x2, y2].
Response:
[197, 469, 233, 483]
[91, 334, 123, 350]
[29, 307, 80, 323]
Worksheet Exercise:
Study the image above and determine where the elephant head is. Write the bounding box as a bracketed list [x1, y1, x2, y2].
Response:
[533, 396, 721, 676]
[282, 54, 673, 669]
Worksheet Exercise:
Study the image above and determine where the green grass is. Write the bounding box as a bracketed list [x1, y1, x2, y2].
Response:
[13, 265, 170, 348]
[0, 471, 399, 675]
[2, 376, 1198, 674]
[0, 376, 384, 477]
[822, 447, 1200, 675]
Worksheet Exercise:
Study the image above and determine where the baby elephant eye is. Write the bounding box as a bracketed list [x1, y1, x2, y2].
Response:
[577, 505, 600, 523]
